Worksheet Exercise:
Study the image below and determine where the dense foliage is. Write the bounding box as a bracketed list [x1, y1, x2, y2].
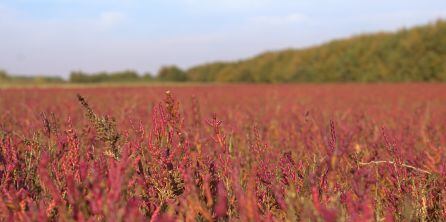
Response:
[0, 84, 445, 221]
[157, 66, 188, 82]
[67, 66, 187, 83]
[69, 70, 153, 83]
[186, 20, 446, 82]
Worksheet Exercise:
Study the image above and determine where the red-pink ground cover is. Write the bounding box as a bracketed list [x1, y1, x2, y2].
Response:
[0, 84, 445, 221]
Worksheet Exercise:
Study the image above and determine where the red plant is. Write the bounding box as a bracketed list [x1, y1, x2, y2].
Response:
[0, 84, 445, 221]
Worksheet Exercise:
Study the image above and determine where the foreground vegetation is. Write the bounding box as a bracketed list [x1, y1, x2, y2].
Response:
[0, 84, 445, 221]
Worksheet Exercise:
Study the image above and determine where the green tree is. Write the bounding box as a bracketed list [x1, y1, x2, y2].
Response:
[0, 70, 10, 81]
[157, 66, 187, 82]
[185, 20, 446, 83]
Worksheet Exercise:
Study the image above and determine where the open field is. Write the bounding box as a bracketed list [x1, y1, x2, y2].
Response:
[1, 84, 446, 221]
[0, 81, 211, 89]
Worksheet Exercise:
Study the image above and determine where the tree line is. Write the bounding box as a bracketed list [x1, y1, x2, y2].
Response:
[0, 66, 188, 84]
[186, 20, 446, 82]
[68, 66, 188, 83]
[1, 20, 445, 84]
[0, 70, 64, 84]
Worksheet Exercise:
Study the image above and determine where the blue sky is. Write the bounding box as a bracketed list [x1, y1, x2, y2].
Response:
[1, 0, 446, 77]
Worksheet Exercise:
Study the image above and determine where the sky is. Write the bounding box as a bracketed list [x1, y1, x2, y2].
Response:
[0, 0, 446, 77]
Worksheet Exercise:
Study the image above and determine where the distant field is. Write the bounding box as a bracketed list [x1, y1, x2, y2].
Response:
[0, 81, 209, 89]
[1, 84, 445, 221]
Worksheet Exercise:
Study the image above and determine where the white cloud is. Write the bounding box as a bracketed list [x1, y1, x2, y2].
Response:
[0, 4, 20, 20]
[182, 0, 274, 10]
[97, 11, 126, 29]
[249, 13, 309, 25]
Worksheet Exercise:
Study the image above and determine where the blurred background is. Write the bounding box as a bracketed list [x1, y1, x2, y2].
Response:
[0, 0, 445, 83]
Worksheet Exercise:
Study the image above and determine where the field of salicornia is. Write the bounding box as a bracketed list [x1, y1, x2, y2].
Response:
[0, 84, 445, 221]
